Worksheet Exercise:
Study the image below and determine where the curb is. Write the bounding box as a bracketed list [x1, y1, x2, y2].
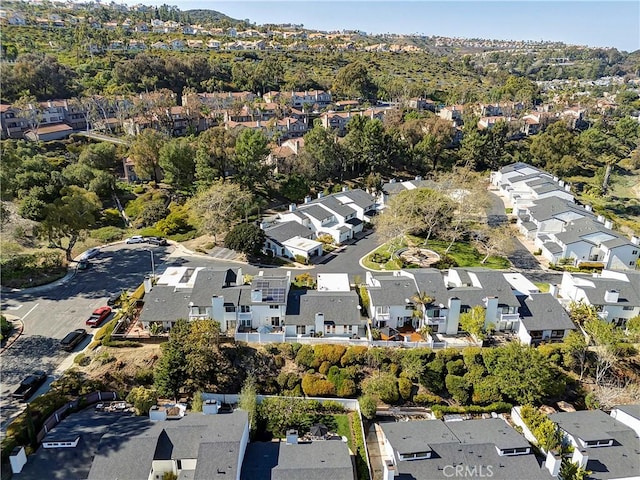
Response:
[0, 317, 24, 354]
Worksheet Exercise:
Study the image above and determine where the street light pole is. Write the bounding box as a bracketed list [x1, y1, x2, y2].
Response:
[145, 248, 155, 280]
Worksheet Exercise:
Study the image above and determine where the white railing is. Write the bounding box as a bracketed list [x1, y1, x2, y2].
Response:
[426, 316, 447, 324]
[500, 313, 521, 322]
[234, 331, 285, 343]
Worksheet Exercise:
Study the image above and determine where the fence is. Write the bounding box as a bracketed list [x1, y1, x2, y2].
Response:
[510, 406, 541, 448]
[36, 391, 118, 443]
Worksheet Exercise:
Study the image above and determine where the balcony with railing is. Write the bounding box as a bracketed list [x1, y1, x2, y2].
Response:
[500, 313, 521, 322]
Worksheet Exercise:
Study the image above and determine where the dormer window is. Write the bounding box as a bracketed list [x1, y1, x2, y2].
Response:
[398, 451, 431, 461]
[583, 439, 613, 447]
[497, 447, 530, 456]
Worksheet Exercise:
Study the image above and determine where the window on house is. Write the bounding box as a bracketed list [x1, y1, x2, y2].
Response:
[240, 318, 251, 327]
[623, 306, 634, 311]
[240, 305, 251, 313]
[271, 317, 280, 326]
[551, 330, 564, 337]
[296, 325, 305, 335]
[270, 304, 279, 309]
[224, 306, 235, 313]
[632, 250, 638, 255]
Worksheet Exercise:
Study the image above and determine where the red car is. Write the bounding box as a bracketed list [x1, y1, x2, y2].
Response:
[86, 306, 112, 327]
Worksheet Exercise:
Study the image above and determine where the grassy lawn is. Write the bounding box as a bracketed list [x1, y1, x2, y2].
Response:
[363, 236, 511, 270]
[534, 282, 550, 293]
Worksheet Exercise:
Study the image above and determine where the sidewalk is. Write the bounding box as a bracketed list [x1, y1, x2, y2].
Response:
[0, 315, 24, 354]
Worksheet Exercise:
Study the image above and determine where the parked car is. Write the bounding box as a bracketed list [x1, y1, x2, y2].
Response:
[77, 259, 90, 270]
[11, 370, 47, 401]
[125, 235, 145, 244]
[107, 293, 121, 307]
[80, 247, 100, 260]
[60, 329, 88, 351]
[146, 237, 168, 246]
[86, 306, 112, 327]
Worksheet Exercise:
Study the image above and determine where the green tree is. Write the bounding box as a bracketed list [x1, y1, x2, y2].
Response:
[333, 62, 378, 101]
[445, 374, 471, 404]
[129, 129, 168, 183]
[79, 142, 117, 171]
[560, 459, 591, 480]
[158, 138, 196, 190]
[239, 377, 258, 437]
[359, 395, 377, 420]
[301, 125, 343, 182]
[562, 330, 589, 380]
[530, 122, 579, 176]
[189, 181, 254, 243]
[40, 186, 102, 261]
[459, 306, 487, 340]
[224, 223, 266, 256]
[195, 127, 236, 188]
[233, 128, 270, 189]
[126, 386, 158, 416]
[362, 373, 399, 404]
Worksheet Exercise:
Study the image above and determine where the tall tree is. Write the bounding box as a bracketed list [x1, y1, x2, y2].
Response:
[195, 126, 236, 188]
[40, 186, 102, 261]
[189, 181, 254, 243]
[129, 128, 168, 183]
[233, 128, 270, 189]
[333, 62, 378, 101]
[158, 138, 196, 190]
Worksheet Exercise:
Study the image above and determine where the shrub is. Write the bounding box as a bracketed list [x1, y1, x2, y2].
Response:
[126, 386, 158, 416]
[398, 378, 413, 401]
[446, 359, 465, 376]
[445, 374, 471, 404]
[295, 344, 315, 368]
[430, 402, 512, 417]
[312, 344, 347, 368]
[134, 368, 154, 386]
[91, 226, 125, 243]
[359, 395, 377, 420]
[100, 208, 124, 227]
[413, 393, 444, 406]
[294, 254, 307, 265]
[322, 400, 345, 413]
[363, 373, 399, 404]
[338, 379, 357, 397]
[301, 374, 336, 396]
[319, 361, 332, 375]
[1, 315, 13, 341]
[73, 353, 90, 366]
[341, 346, 369, 366]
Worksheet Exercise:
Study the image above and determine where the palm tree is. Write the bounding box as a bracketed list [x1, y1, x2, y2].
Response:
[411, 291, 434, 329]
[560, 459, 591, 480]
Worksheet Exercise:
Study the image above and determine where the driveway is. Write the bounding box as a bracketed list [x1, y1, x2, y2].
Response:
[487, 191, 508, 226]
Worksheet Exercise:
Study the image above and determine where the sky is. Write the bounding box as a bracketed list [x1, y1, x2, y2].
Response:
[118, 1, 640, 52]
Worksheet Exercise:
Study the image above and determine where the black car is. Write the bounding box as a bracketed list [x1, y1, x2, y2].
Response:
[147, 237, 168, 246]
[12, 371, 47, 401]
[107, 293, 121, 307]
[60, 329, 88, 352]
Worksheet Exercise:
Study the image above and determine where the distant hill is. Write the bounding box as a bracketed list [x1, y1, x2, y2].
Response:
[183, 9, 242, 25]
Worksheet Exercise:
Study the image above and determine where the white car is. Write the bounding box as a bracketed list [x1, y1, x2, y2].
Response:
[125, 235, 145, 244]
[80, 247, 100, 260]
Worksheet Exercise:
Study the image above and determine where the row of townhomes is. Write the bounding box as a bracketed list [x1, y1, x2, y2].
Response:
[491, 162, 640, 270]
[11, 402, 356, 480]
[132, 263, 640, 347]
[1, 88, 615, 147]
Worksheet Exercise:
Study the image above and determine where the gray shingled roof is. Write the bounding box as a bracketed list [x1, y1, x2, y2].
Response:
[139, 285, 192, 323]
[526, 197, 591, 223]
[519, 293, 576, 332]
[285, 290, 362, 326]
[264, 221, 313, 243]
[299, 204, 333, 221]
[577, 277, 640, 307]
[311, 196, 356, 218]
[614, 404, 640, 419]
[367, 276, 417, 306]
[380, 418, 554, 480]
[336, 188, 376, 209]
[189, 268, 239, 305]
[272, 440, 354, 480]
[549, 410, 640, 480]
[241, 442, 280, 480]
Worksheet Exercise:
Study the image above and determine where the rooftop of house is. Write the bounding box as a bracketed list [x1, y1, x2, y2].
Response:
[285, 290, 362, 326]
[518, 293, 576, 332]
[555, 217, 629, 247]
[549, 410, 640, 480]
[89, 410, 248, 480]
[613, 404, 640, 420]
[566, 274, 640, 307]
[264, 221, 314, 244]
[308, 196, 357, 218]
[189, 268, 240, 305]
[526, 197, 589, 223]
[138, 284, 192, 323]
[380, 418, 553, 480]
[241, 440, 354, 480]
[367, 275, 418, 306]
[499, 162, 544, 176]
[27, 123, 74, 134]
[334, 188, 377, 210]
[298, 204, 334, 222]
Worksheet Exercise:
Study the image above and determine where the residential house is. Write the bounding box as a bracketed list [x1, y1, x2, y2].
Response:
[207, 39, 221, 50]
[491, 162, 574, 210]
[241, 433, 355, 480]
[0, 104, 27, 139]
[365, 268, 566, 339]
[24, 123, 74, 142]
[261, 220, 321, 260]
[285, 289, 363, 337]
[128, 39, 146, 51]
[184, 91, 256, 111]
[534, 217, 640, 270]
[267, 137, 304, 172]
[88, 410, 250, 480]
[610, 404, 640, 437]
[407, 97, 436, 111]
[171, 39, 185, 50]
[150, 41, 168, 50]
[278, 188, 375, 244]
[14, 404, 249, 480]
[549, 409, 640, 480]
[516, 196, 595, 240]
[138, 267, 291, 335]
[377, 176, 437, 208]
[264, 90, 332, 108]
[379, 418, 555, 480]
[438, 104, 464, 122]
[516, 293, 576, 345]
[478, 115, 508, 130]
[558, 270, 640, 328]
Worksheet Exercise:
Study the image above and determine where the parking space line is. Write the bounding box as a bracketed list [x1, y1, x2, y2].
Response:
[21, 303, 39, 320]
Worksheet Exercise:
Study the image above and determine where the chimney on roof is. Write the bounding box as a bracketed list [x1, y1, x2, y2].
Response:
[572, 449, 589, 469]
[286, 429, 299, 445]
[564, 184, 571, 192]
[251, 289, 262, 303]
[342, 185, 349, 192]
[383, 460, 397, 479]
[545, 451, 562, 477]
[604, 289, 619, 303]
[202, 399, 219, 415]
[289, 203, 297, 212]
[9, 447, 27, 474]
[415, 175, 422, 181]
[604, 220, 613, 230]
[632, 236, 639, 246]
[304, 195, 312, 204]
[597, 215, 605, 223]
[143, 276, 153, 293]
[584, 205, 593, 212]
[317, 192, 324, 199]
